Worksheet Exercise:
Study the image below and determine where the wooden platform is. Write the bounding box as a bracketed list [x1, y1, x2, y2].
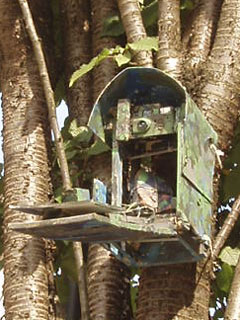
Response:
[9, 201, 176, 242]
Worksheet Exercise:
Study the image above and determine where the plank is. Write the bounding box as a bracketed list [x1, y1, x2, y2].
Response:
[10, 200, 123, 217]
[9, 212, 176, 242]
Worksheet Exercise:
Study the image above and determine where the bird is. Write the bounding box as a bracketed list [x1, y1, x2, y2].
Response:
[130, 164, 173, 216]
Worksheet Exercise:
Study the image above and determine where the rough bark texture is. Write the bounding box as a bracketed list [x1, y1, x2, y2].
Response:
[87, 3, 131, 319]
[197, 0, 240, 150]
[117, 0, 153, 67]
[88, 245, 130, 320]
[183, 0, 223, 96]
[61, 0, 92, 126]
[91, 0, 118, 102]
[224, 255, 240, 319]
[0, 1, 53, 319]
[136, 262, 210, 320]
[157, 0, 182, 80]
[184, 0, 222, 69]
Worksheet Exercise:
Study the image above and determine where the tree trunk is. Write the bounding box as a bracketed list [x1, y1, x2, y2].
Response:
[117, 0, 153, 66]
[87, 2, 131, 320]
[0, 1, 53, 319]
[184, 0, 222, 70]
[136, 263, 210, 320]
[60, 0, 92, 126]
[197, 0, 240, 151]
[91, 0, 118, 102]
[157, 0, 182, 79]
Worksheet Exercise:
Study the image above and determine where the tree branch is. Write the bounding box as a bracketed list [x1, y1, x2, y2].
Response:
[183, 0, 222, 70]
[117, 0, 153, 67]
[212, 194, 240, 260]
[73, 242, 90, 320]
[18, 0, 72, 192]
[157, 0, 182, 80]
[17, 1, 89, 318]
[224, 254, 240, 319]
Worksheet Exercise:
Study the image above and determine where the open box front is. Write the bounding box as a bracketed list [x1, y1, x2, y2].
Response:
[176, 96, 217, 239]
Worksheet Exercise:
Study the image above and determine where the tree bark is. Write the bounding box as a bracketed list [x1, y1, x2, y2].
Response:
[197, 0, 240, 150]
[61, 0, 92, 126]
[0, 1, 53, 319]
[117, 0, 153, 67]
[224, 255, 240, 319]
[157, 0, 182, 80]
[184, 0, 223, 70]
[91, 0, 118, 102]
[87, 3, 131, 319]
[136, 263, 210, 320]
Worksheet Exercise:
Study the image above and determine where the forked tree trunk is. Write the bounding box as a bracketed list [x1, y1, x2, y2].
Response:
[0, 1, 54, 319]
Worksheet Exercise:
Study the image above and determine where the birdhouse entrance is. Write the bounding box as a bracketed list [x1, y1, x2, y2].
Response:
[10, 67, 217, 267]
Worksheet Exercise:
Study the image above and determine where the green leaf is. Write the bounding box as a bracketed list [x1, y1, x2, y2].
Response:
[66, 149, 78, 160]
[54, 186, 63, 204]
[60, 244, 78, 282]
[219, 246, 240, 266]
[222, 167, 240, 202]
[213, 309, 224, 320]
[114, 51, 131, 67]
[101, 15, 124, 37]
[55, 274, 70, 305]
[142, 0, 158, 29]
[54, 76, 65, 106]
[69, 120, 92, 142]
[69, 48, 111, 86]
[180, 0, 194, 10]
[101, 1, 158, 37]
[128, 37, 158, 52]
[216, 262, 234, 293]
[84, 138, 110, 157]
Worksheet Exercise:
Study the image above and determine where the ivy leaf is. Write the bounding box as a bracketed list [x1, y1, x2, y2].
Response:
[128, 37, 158, 52]
[114, 51, 131, 67]
[69, 48, 111, 87]
[219, 246, 240, 266]
[216, 262, 234, 294]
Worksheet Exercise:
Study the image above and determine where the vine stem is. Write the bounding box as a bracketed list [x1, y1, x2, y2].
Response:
[17, 1, 89, 319]
[212, 194, 240, 259]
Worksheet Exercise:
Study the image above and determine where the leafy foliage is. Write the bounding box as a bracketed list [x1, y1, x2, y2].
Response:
[219, 246, 240, 266]
[70, 37, 158, 86]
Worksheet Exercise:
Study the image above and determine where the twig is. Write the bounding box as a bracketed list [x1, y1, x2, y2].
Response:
[18, 0, 71, 192]
[18, 1, 89, 318]
[212, 194, 240, 260]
